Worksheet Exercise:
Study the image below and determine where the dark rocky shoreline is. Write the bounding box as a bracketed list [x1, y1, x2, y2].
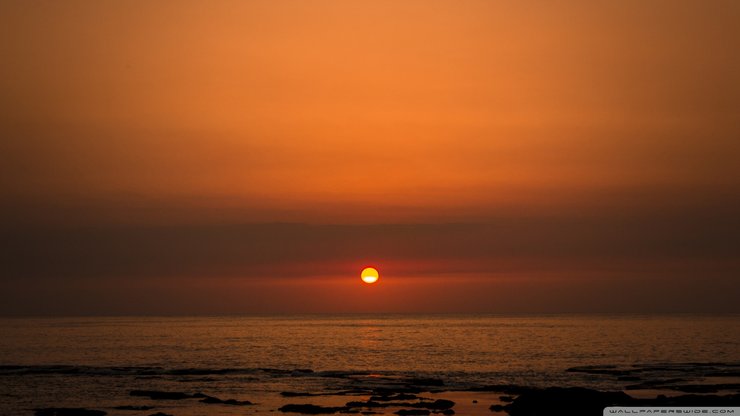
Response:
[33, 386, 740, 416]
[28, 362, 740, 416]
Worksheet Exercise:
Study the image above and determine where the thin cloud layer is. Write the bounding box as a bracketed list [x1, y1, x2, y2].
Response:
[1, 1, 739, 314]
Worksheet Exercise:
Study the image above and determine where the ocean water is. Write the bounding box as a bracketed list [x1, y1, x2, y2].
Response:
[1, 315, 739, 415]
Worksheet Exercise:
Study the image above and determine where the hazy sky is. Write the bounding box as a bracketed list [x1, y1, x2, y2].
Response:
[1, 1, 739, 314]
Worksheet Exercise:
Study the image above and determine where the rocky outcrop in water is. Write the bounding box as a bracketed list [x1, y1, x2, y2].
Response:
[504, 387, 631, 416]
[34, 409, 107, 416]
[199, 395, 253, 405]
[113, 405, 155, 410]
[128, 389, 252, 405]
[394, 410, 430, 415]
[278, 403, 350, 414]
[130, 390, 199, 400]
[489, 387, 740, 415]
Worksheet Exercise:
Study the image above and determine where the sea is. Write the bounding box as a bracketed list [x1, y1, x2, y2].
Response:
[1, 314, 739, 416]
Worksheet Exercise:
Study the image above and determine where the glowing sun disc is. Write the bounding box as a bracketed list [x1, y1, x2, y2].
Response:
[361, 267, 379, 284]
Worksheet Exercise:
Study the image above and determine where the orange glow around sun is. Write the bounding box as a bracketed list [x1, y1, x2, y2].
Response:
[361, 267, 379, 284]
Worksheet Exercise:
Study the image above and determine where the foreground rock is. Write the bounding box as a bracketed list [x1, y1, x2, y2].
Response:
[422, 399, 455, 410]
[35, 409, 107, 416]
[370, 393, 419, 401]
[278, 397, 458, 414]
[345, 399, 455, 410]
[626, 381, 740, 393]
[505, 387, 631, 416]
[200, 395, 253, 405]
[130, 389, 201, 400]
[279, 403, 350, 414]
[567, 362, 740, 394]
[639, 394, 740, 406]
[281, 391, 321, 397]
[129, 389, 253, 406]
[113, 405, 155, 410]
[490, 387, 740, 415]
[281, 390, 368, 397]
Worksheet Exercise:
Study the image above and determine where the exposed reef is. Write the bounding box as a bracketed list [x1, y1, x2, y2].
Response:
[34, 409, 107, 416]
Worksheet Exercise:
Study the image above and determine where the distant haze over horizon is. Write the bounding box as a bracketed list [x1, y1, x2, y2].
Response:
[1, 1, 739, 315]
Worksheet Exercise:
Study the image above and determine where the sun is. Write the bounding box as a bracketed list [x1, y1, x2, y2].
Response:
[361, 267, 379, 284]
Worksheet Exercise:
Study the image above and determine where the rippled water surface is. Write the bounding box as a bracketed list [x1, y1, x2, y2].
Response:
[1, 315, 739, 415]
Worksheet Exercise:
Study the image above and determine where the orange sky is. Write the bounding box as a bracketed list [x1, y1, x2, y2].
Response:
[1, 1, 739, 314]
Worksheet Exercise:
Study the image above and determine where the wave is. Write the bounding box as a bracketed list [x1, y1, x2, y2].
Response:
[0, 365, 312, 377]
